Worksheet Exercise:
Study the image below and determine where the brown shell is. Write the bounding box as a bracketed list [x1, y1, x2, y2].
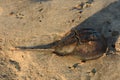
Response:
[54, 28, 107, 60]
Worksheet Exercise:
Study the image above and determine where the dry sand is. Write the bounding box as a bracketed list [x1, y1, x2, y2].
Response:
[0, 0, 120, 80]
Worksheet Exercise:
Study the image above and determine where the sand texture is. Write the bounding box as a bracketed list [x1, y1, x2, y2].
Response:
[0, 0, 120, 80]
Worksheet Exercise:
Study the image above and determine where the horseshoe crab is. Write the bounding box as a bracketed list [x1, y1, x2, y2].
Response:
[16, 28, 107, 61]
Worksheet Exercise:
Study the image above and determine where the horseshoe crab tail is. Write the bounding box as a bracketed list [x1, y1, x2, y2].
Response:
[15, 40, 60, 50]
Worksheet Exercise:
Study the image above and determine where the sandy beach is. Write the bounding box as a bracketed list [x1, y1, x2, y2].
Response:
[0, 0, 120, 80]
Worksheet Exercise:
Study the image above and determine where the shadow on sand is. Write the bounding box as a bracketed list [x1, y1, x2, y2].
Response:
[73, 0, 120, 54]
[17, 1, 120, 54]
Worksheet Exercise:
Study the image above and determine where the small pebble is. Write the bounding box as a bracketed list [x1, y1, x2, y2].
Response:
[71, 19, 75, 22]
[39, 8, 43, 12]
[91, 68, 96, 74]
[9, 12, 15, 15]
[72, 63, 80, 68]
[68, 63, 80, 69]
[39, 20, 42, 22]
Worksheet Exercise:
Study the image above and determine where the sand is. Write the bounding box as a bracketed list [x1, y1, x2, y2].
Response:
[0, 0, 120, 80]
